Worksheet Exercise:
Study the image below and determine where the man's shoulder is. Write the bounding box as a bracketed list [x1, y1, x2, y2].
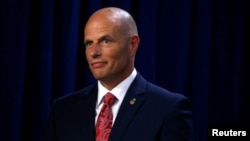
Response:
[54, 84, 96, 104]
[145, 82, 190, 103]
[143, 82, 192, 115]
[134, 73, 189, 102]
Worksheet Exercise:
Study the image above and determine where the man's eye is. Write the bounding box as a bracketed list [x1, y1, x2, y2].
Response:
[85, 42, 92, 47]
[103, 39, 111, 44]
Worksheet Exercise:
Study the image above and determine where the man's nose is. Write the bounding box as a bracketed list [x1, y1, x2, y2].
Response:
[90, 44, 101, 58]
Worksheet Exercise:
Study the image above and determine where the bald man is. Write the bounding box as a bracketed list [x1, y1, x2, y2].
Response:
[43, 7, 194, 141]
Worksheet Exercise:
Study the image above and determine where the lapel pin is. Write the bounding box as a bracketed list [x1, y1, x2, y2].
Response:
[130, 98, 136, 105]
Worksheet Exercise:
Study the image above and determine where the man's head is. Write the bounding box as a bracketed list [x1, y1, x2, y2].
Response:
[84, 7, 140, 90]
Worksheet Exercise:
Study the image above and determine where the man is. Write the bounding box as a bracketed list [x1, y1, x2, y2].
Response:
[44, 7, 194, 141]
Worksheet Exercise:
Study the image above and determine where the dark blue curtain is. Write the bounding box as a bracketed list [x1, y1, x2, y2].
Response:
[0, 0, 249, 141]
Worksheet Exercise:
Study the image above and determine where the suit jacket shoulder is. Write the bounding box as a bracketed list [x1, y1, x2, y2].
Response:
[44, 84, 98, 141]
[109, 73, 194, 141]
[54, 84, 96, 104]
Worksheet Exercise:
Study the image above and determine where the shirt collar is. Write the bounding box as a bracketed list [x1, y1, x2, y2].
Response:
[97, 68, 137, 106]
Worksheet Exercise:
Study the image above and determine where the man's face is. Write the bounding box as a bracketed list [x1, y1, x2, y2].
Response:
[84, 16, 134, 85]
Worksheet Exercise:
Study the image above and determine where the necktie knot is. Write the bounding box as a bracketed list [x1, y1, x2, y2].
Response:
[104, 92, 116, 106]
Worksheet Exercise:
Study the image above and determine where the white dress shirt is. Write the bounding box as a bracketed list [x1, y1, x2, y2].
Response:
[95, 68, 137, 125]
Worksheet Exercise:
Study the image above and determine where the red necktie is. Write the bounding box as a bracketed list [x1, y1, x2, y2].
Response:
[96, 92, 116, 141]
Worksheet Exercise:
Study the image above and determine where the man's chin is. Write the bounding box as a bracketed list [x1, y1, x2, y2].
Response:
[92, 73, 105, 80]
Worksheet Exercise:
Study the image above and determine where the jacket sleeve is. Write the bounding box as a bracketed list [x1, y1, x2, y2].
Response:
[161, 96, 194, 141]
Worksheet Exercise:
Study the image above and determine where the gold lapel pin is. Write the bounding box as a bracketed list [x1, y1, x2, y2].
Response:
[130, 98, 136, 105]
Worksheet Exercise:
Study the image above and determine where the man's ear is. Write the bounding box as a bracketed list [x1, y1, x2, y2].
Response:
[130, 35, 140, 57]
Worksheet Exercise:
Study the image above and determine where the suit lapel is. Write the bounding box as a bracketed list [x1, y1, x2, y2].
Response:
[73, 85, 98, 141]
[109, 73, 147, 141]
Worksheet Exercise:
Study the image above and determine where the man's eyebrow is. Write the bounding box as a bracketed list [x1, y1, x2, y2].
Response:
[84, 35, 113, 44]
[84, 39, 92, 44]
[98, 35, 113, 41]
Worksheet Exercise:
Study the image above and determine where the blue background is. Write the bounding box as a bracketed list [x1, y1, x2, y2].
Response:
[0, 0, 249, 141]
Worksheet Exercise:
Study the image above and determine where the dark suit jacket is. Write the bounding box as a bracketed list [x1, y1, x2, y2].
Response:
[43, 73, 194, 141]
